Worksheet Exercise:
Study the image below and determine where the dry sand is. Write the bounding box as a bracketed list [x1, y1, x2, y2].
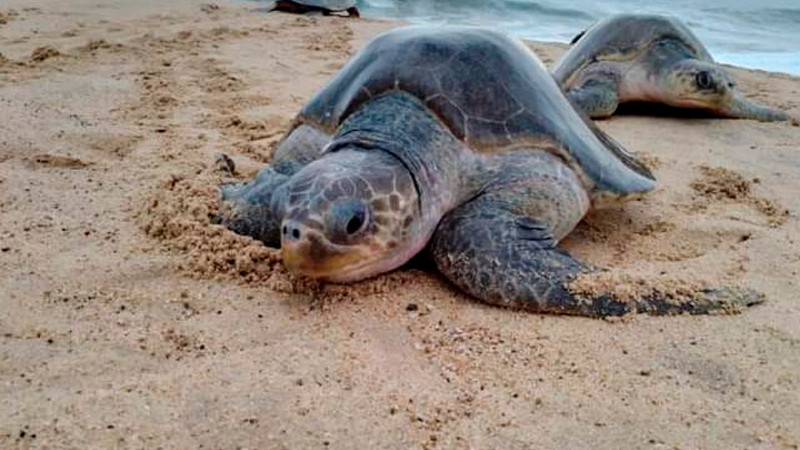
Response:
[1, 1, 799, 448]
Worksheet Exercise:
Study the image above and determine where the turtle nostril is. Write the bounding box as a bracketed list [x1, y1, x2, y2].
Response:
[282, 222, 302, 241]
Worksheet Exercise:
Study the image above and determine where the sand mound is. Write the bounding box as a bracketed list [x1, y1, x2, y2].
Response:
[29, 46, 61, 63]
[691, 164, 789, 226]
[139, 169, 427, 302]
[140, 172, 283, 283]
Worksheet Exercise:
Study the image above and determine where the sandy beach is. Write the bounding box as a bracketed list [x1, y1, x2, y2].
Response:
[1, 0, 799, 448]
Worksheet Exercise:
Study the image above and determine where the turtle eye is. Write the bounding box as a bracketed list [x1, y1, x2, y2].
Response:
[327, 200, 369, 242]
[346, 209, 365, 235]
[696, 71, 713, 90]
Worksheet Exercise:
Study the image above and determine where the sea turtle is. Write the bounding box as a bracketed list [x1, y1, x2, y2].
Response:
[270, 0, 360, 17]
[553, 14, 790, 121]
[218, 26, 762, 316]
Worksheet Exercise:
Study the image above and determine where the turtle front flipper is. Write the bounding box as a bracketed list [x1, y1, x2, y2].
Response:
[430, 200, 763, 317]
[430, 203, 596, 315]
[217, 166, 290, 247]
[723, 91, 790, 122]
[431, 148, 759, 317]
[217, 123, 331, 247]
[566, 79, 620, 119]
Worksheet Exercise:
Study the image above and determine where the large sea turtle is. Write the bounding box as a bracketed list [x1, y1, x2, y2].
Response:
[270, 0, 360, 17]
[218, 26, 762, 316]
[553, 14, 790, 121]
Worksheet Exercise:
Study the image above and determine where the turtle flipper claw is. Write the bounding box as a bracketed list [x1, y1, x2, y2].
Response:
[213, 153, 236, 175]
[686, 287, 765, 314]
[622, 286, 765, 316]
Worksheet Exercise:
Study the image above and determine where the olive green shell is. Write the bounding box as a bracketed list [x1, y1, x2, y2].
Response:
[297, 26, 654, 197]
[554, 14, 713, 87]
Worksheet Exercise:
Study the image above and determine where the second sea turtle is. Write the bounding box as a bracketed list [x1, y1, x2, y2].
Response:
[553, 14, 789, 121]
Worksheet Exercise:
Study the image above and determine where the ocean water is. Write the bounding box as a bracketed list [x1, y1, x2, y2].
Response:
[355, 0, 800, 76]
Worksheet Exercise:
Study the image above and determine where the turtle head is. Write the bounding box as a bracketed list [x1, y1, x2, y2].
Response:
[664, 60, 789, 121]
[273, 149, 423, 282]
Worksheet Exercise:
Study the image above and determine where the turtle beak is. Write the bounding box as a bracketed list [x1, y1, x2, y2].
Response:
[280, 220, 322, 275]
[280, 220, 368, 281]
[724, 91, 790, 122]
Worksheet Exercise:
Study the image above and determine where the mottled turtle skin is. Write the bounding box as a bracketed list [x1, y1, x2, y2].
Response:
[553, 14, 789, 121]
[271, 0, 359, 17]
[219, 26, 762, 316]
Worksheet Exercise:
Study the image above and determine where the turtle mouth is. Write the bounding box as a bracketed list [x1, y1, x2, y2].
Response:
[665, 94, 724, 112]
[281, 229, 377, 282]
